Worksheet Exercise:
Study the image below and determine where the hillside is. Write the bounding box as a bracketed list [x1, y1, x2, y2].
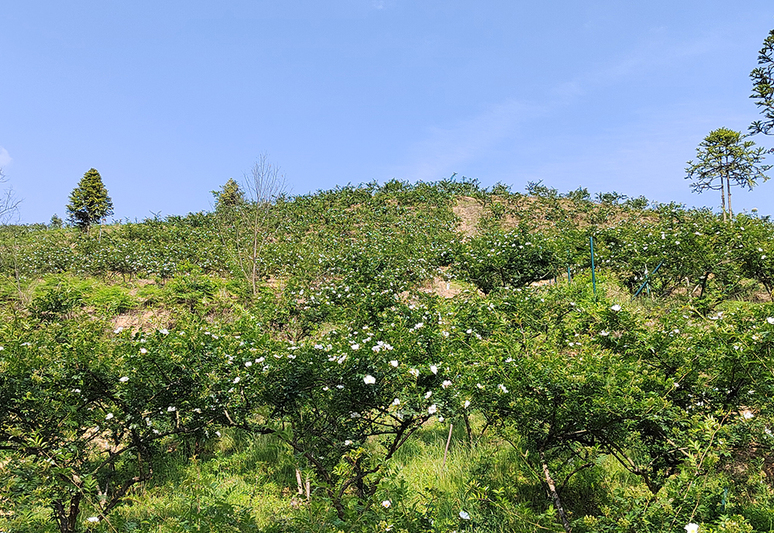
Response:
[1, 179, 774, 533]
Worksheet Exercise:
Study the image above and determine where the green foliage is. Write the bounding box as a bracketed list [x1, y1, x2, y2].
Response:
[66, 168, 114, 231]
[455, 228, 558, 293]
[3, 180, 774, 532]
[49, 214, 63, 229]
[213, 178, 246, 210]
[686, 128, 770, 220]
[751, 28, 774, 135]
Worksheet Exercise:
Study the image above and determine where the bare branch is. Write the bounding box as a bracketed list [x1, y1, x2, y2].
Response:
[0, 168, 21, 224]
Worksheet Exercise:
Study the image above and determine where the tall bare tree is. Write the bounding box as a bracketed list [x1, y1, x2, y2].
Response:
[216, 155, 285, 296]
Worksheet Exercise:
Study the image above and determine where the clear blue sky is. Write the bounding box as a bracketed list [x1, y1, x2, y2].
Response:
[2, 1, 774, 223]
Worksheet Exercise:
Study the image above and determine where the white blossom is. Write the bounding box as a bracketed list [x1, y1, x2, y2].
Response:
[430, 364, 438, 375]
[382, 500, 392, 508]
[364, 374, 376, 385]
[442, 380, 452, 389]
[119, 376, 129, 382]
[428, 404, 437, 415]
[610, 304, 621, 312]
[459, 511, 471, 520]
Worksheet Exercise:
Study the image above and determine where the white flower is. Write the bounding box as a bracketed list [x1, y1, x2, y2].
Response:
[215, 430, 221, 437]
[464, 400, 471, 408]
[442, 380, 452, 389]
[498, 383, 508, 393]
[167, 406, 176, 412]
[599, 330, 609, 337]
[428, 404, 437, 415]
[344, 440, 353, 446]
[350, 412, 361, 418]
[105, 413, 114, 420]
[87, 516, 100, 523]
[392, 398, 400, 406]
[364, 374, 376, 385]
[413, 322, 424, 330]
[767, 317, 774, 325]
[351, 344, 360, 351]
[390, 360, 399, 367]
[245, 361, 252, 367]
[743, 411, 754, 419]
[409, 368, 419, 377]
[382, 500, 391, 508]
[113, 327, 123, 334]
[159, 328, 169, 335]
[610, 304, 621, 312]
[425, 391, 433, 399]
[140, 348, 148, 354]
[459, 510, 471, 520]
[233, 377, 240, 384]
[430, 365, 438, 375]
[119, 376, 129, 382]
[685, 523, 699, 533]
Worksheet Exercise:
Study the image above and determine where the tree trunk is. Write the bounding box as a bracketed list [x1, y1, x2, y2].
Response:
[726, 175, 733, 219]
[720, 175, 727, 222]
[540, 450, 572, 533]
[53, 494, 82, 533]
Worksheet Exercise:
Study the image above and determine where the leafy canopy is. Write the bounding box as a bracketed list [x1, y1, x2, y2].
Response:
[66, 168, 114, 230]
[685, 127, 770, 219]
[750, 29, 774, 135]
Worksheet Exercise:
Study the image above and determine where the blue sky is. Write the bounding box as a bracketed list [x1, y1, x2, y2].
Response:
[2, 1, 774, 223]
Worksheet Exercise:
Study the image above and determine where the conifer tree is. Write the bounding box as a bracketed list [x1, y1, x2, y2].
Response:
[213, 178, 245, 210]
[685, 128, 770, 222]
[66, 168, 114, 231]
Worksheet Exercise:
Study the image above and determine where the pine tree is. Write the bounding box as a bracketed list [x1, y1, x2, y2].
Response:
[213, 178, 245, 210]
[66, 168, 114, 231]
[685, 128, 770, 221]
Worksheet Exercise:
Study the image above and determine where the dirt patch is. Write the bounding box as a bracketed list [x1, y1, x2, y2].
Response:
[112, 309, 172, 333]
[418, 277, 466, 299]
[452, 197, 484, 238]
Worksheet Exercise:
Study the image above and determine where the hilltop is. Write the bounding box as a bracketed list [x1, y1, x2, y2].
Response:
[1, 178, 774, 533]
